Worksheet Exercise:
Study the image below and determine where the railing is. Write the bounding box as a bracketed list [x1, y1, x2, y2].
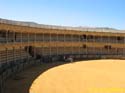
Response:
[0, 30, 125, 44]
[0, 47, 37, 93]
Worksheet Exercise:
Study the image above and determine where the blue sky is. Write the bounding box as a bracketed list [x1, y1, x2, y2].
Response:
[0, 0, 125, 29]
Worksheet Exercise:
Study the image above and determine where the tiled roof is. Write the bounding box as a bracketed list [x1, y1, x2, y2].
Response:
[0, 18, 125, 33]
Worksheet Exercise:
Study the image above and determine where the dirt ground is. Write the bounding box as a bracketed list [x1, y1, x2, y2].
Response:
[5, 61, 66, 93]
[30, 59, 125, 93]
[5, 59, 125, 93]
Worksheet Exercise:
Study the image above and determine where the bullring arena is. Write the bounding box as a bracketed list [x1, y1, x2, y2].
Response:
[0, 18, 125, 93]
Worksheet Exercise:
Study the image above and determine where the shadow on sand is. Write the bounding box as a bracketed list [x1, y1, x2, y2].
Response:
[4, 61, 76, 93]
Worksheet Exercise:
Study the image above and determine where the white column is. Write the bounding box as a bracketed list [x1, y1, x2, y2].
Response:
[13, 47, 16, 63]
[57, 33, 58, 55]
[6, 30, 8, 43]
[85, 35, 87, 55]
[34, 32, 36, 58]
[20, 31, 23, 62]
[71, 34, 73, 55]
[79, 35, 81, 55]
[64, 33, 65, 55]
[13, 31, 15, 43]
[6, 48, 8, 64]
[27, 32, 29, 60]
[49, 33, 51, 56]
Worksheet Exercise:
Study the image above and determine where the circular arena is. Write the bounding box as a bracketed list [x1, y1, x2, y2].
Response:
[0, 18, 125, 93]
[30, 60, 125, 93]
[4, 59, 125, 93]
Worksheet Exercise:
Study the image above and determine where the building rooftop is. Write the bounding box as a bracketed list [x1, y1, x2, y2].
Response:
[0, 18, 125, 33]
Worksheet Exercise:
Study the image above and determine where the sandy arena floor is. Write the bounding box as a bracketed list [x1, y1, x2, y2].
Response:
[5, 59, 125, 93]
[30, 60, 125, 93]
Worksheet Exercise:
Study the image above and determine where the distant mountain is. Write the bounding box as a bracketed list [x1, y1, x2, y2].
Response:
[78, 26, 117, 30]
